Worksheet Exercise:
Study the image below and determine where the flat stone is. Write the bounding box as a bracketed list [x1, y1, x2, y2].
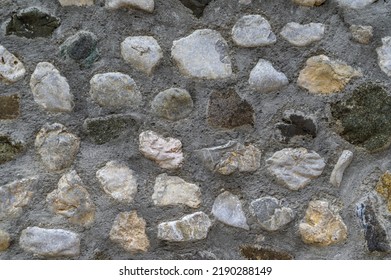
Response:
[152, 173, 201, 208]
[207, 89, 254, 129]
[240, 245, 293, 260]
[375, 172, 391, 212]
[196, 141, 261, 175]
[212, 191, 249, 230]
[89, 72, 142, 108]
[109, 211, 150, 253]
[330, 150, 353, 187]
[171, 29, 232, 79]
[377, 37, 391, 77]
[151, 88, 193, 121]
[35, 123, 80, 171]
[58, 0, 94, 6]
[275, 110, 317, 143]
[121, 36, 163, 75]
[0, 230, 10, 251]
[297, 55, 362, 94]
[280, 22, 325, 47]
[60, 31, 99, 67]
[30, 62, 73, 113]
[139, 130, 184, 169]
[19, 227, 80, 257]
[300, 200, 347, 246]
[266, 148, 325, 190]
[0, 95, 20, 120]
[249, 59, 288, 93]
[96, 161, 138, 203]
[350, 25, 373, 44]
[0, 135, 23, 164]
[105, 0, 154, 12]
[47, 170, 95, 226]
[5, 7, 60, 38]
[336, 0, 376, 9]
[0, 45, 26, 84]
[239, 0, 252, 4]
[157, 212, 212, 241]
[178, 0, 212, 17]
[232, 15, 276, 47]
[292, 0, 326, 6]
[250, 196, 295, 231]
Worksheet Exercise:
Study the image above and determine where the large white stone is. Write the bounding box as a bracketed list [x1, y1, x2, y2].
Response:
[0, 45, 26, 84]
[330, 150, 353, 187]
[232, 15, 276, 47]
[249, 59, 288, 93]
[105, 0, 154, 12]
[336, 0, 376, 9]
[58, 0, 94, 6]
[377, 37, 391, 77]
[280, 22, 325, 47]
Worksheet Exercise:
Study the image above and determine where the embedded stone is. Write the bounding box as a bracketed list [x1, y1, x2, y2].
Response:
[292, 0, 326, 6]
[152, 173, 201, 208]
[60, 31, 99, 67]
[240, 245, 293, 260]
[151, 88, 193, 121]
[330, 150, 353, 187]
[280, 22, 325, 47]
[58, 0, 94, 6]
[0, 230, 10, 251]
[178, 0, 212, 17]
[375, 172, 391, 212]
[171, 29, 232, 79]
[275, 110, 317, 143]
[0, 135, 23, 164]
[109, 211, 150, 253]
[96, 161, 138, 203]
[35, 123, 80, 171]
[266, 148, 325, 190]
[0, 45, 26, 84]
[232, 15, 276, 47]
[299, 200, 347, 246]
[336, 0, 376, 9]
[350, 25, 373, 44]
[249, 59, 288, 93]
[105, 0, 154, 12]
[19, 227, 80, 257]
[212, 191, 249, 230]
[139, 130, 184, 169]
[0, 95, 20, 120]
[30, 62, 73, 113]
[377, 37, 391, 77]
[157, 212, 212, 241]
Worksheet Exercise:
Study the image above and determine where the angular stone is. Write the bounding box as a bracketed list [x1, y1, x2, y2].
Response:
[0, 45, 26, 84]
[212, 191, 249, 230]
[298, 55, 362, 94]
[250, 197, 295, 231]
[336, 0, 376, 9]
[121, 36, 163, 75]
[375, 172, 391, 212]
[266, 148, 325, 190]
[0, 230, 10, 251]
[240, 245, 293, 260]
[179, 0, 212, 17]
[6, 7, 60, 38]
[105, 0, 154, 12]
[0, 95, 20, 120]
[232, 15, 276, 47]
[0, 177, 36, 220]
[196, 141, 261, 175]
[60, 31, 99, 67]
[152, 173, 201, 208]
[299, 200, 347, 246]
[58, 0, 94, 6]
[157, 212, 212, 241]
[30, 62, 73, 113]
[109, 211, 150, 253]
[139, 130, 184, 169]
[292, 0, 326, 6]
[350, 25, 373, 44]
[19, 227, 80, 257]
[0, 135, 23, 164]
[207, 89, 254, 129]
[151, 88, 193, 121]
[249, 59, 288, 93]
[35, 123, 80, 171]
[47, 171, 95, 226]
[96, 161, 138, 203]
[275, 110, 317, 143]
[330, 150, 353, 187]
[280, 22, 325, 47]
[171, 29, 232, 79]
[377, 37, 391, 77]
[89, 72, 142, 108]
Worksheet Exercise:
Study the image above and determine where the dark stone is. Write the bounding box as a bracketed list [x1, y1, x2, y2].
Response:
[0, 136, 22, 164]
[0, 95, 20, 120]
[6, 7, 60, 39]
[276, 111, 317, 143]
[178, 0, 212, 18]
[240, 245, 293, 260]
[60, 31, 99, 67]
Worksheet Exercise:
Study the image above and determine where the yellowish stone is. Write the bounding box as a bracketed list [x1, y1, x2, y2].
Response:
[376, 172, 391, 212]
[0, 230, 10, 251]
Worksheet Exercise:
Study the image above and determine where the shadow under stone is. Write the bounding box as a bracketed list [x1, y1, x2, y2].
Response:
[178, 0, 213, 18]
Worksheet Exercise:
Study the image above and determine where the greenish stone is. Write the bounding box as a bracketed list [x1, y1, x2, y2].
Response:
[0, 136, 22, 164]
[0, 95, 20, 120]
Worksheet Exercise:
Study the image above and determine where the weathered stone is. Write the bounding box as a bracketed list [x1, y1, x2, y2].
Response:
[0, 95, 20, 120]
[232, 15, 276, 47]
[157, 212, 212, 241]
[47, 171, 95, 226]
[121, 36, 163, 75]
[350, 25, 373, 44]
[239, 0, 252, 4]
[275, 110, 317, 143]
[249, 59, 288, 93]
[298, 55, 362, 94]
[105, 0, 154, 12]
[292, 0, 326, 6]
[299, 200, 347, 246]
[58, 0, 94, 6]
[0, 135, 23, 164]
[60, 31, 99, 67]
[30, 62, 73, 113]
[266, 148, 325, 190]
[179, 0, 212, 17]
[35, 123, 80, 171]
[109, 211, 150, 253]
[377, 37, 391, 77]
[152, 173, 201, 208]
[89, 72, 142, 108]
[5, 7, 60, 38]
[375, 172, 391, 212]
[0, 45, 26, 84]
[96, 161, 138, 203]
[0, 230, 10, 251]
[336, 0, 376, 9]
[240, 245, 293, 260]
[212, 191, 249, 230]
[151, 88, 193, 121]
[207, 89, 254, 129]
[250, 197, 295, 231]
[139, 130, 184, 169]
[171, 29, 232, 79]
[280, 22, 325, 47]
[330, 150, 353, 187]
[19, 227, 80, 257]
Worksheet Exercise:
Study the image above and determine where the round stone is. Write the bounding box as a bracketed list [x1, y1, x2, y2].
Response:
[232, 15, 276, 47]
[151, 88, 193, 121]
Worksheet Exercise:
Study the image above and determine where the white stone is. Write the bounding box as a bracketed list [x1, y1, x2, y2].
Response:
[152, 173, 201, 208]
[58, 0, 94, 6]
[30, 62, 73, 112]
[249, 59, 289, 93]
[105, 0, 154, 12]
[377, 37, 391, 77]
[0, 45, 26, 84]
[171, 29, 232, 79]
[121, 36, 163, 75]
[96, 161, 138, 203]
[336, 0, 376, 9]
[330, 150, 353, 187]
[232, 15, 276, 47]
[280, 22, 325, 47]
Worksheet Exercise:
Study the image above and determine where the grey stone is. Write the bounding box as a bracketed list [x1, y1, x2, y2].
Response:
[58, 0, 94, 6]
[292, 0, 326, 6]
[105, 0, 154, 12]
[0, 230, 10, 251]
[0, 45, 26, 84]
[280, 22, 325, 47]
[350, 25, 373, 44]
[336, 0, 376, 9]
[330, 150, 354, 187]
[249, 59, 288, 93]
[377, 37, 391, 77]
[60, 31, 99, 67]
[232, 15, 276, 47]
[151, 88, 193, 121]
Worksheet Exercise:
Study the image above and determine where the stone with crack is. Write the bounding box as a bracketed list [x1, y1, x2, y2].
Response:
[249, 59, 288, 93]
[232, 15, 276, 47]
[330, 150, 353, 187]
[0, 45, 26, 84]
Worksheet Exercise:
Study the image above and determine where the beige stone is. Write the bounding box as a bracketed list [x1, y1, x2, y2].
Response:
[0, 230, 10, 251]
[58, 0, 94, 6]
[0, 45, 26, 84]
[350, 25, 373, 44]
[292, 0, 326, 6]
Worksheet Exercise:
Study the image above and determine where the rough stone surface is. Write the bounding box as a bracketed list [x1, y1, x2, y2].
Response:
[280, 22, 325, 47]
[0, 230, 10, 251]
[232, 15, 276, 47]
[350, 25, 373, 44]
[60, 31, 99, 67]
[0, 135, 23, 164]
[330, 150, 354, 187]
[375, 172, 391, 212]
[59, 0, 94, 6]
[105, 0, 154, 12]
[292, 0, 326, 6]
[249, 59, 288, 93]
[0, 45, 26, 84]
[376, 37, 391, 77]
[336, 0, 376, 9]
[275, 110, 317, 143]
[151, 88, 193, 121]
[0, 95, 20, 120]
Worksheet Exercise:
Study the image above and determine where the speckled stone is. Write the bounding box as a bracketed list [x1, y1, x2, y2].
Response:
[249, 59, 288, 93]
[232, 15, 276, 47]
[151, 88, 193, 121]
[0, 45, 26, 84]
[0, 135, 23, 164]
[105, 0, 154, 12]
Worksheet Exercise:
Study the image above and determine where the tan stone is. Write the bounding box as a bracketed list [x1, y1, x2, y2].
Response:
[0, 230, 10, 251]
[292, 0, 326, 6]
[375, 171, 391, 212]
